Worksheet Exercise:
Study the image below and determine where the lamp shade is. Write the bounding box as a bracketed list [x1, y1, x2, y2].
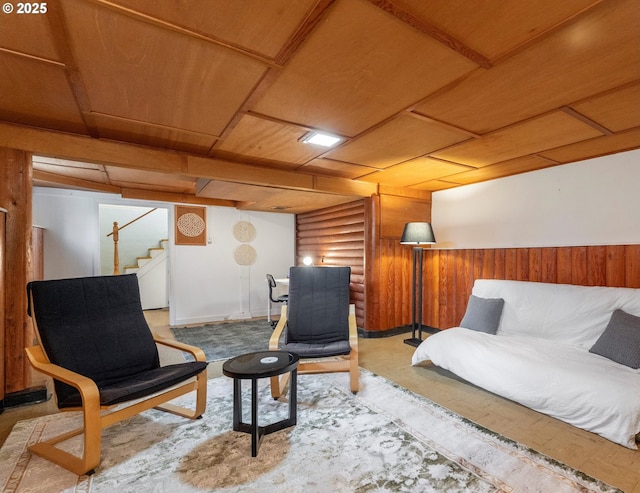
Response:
[400, 222, 436, 244]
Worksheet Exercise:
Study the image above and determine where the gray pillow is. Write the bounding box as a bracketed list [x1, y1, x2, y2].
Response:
[459, 295, 504, 334]
[589, 309, 640, 369]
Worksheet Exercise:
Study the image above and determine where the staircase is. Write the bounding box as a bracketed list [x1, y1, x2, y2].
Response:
[123, 239, 168, 274]
[124, 239, 169, 310]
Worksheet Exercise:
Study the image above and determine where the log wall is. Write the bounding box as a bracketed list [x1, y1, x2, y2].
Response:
[296, 201, 366, 327]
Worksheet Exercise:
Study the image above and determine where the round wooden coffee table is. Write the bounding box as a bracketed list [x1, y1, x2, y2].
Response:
[222, 350, 299, 456]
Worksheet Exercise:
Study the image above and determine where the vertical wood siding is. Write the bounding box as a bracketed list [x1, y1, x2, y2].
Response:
[296, 201, 366, 327]
[422, 245, 640, 330]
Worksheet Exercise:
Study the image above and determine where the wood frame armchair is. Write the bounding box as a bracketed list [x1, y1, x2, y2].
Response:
[25, 275, 208, 476]
[269, 266, 359, 398]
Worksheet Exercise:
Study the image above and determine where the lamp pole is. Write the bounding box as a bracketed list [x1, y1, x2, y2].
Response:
[400, 222, 436, 347]
[404, 245, 425, 346]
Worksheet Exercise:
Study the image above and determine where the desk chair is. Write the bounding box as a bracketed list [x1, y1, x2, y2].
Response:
[267, 273, 288, 326]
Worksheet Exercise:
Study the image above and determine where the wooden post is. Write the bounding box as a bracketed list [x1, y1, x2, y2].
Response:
[112, 222, 119, 275]
[0, 147, 33, 395]
[0, 208, 6, 408]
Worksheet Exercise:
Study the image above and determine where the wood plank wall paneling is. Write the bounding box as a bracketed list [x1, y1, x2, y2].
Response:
[364, 194, 434, 332]
[296, 200, 366, 327]
[423, 245, 640, 330]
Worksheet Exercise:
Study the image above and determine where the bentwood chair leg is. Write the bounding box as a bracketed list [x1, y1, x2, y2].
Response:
[350, 359, 360, 394]
[28, 397, 102, 476]
[270, 371, 291, 400]
[270, 375, 281, 399]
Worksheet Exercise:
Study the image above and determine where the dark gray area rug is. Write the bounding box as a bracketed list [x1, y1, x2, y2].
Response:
[170, 319, 275, 362]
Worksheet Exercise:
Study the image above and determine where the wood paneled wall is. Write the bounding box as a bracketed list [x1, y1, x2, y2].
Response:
[364, 194, 432, 332]
[422, 245, 640, 330]
[364, 236, 416, 332]
[296, 194, 639, 335]
[296, 201, 366, 327]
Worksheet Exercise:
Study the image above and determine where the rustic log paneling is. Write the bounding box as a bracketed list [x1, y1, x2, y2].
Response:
[422, 245, 640, 330]
[296, 200, 366, 327]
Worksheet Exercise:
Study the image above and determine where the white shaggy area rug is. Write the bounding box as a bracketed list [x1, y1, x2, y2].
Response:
[0, 370, 620, 492]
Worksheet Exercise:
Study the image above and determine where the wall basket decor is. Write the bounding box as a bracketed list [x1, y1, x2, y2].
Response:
[233, 220, 256, 243]
[175, 205, 206, 246]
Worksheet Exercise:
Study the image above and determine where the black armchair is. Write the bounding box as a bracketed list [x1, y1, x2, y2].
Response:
[25, 274, 208, 475]
[269, 266, 359, 397]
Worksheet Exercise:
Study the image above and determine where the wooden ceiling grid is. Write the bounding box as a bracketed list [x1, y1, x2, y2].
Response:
[0, 0, 638, 213]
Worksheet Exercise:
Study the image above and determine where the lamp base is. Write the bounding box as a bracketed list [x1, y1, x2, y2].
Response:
[403, 337, 423, 347]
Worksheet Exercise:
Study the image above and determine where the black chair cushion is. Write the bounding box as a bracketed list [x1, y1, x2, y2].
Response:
[281, 341, 351, 358]
[286, 266, 351, 346]
[27, 275, 189, 408]
[56, 361, 208, 408]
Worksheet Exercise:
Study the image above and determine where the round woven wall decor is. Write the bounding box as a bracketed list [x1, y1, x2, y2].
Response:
[177, 212, 206, 238]
[233, 221, 256, 243]
[234, 244, 257, 266]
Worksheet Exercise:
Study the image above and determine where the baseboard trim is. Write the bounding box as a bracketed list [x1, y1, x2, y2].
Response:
[358, 324, 440, 339]
[0, 386, 49, 412]
[358, 324, 435, 339]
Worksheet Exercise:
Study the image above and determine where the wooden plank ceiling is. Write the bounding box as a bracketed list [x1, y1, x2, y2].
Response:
[1, 0, 639, 213]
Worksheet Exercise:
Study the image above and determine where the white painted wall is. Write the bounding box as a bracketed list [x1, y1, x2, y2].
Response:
[32, 188, 295, 326]
[169, 206, 294, 325]
[33, 188, 101, 279]
[432, 149, 640, 249]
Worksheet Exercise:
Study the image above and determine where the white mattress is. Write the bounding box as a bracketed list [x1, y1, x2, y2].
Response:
[412, 327, 640, 448]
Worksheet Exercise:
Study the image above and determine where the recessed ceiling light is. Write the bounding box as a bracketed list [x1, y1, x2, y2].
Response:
[300, 131, 343, 148]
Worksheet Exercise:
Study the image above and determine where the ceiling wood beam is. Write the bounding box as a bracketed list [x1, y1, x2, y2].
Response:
[0, 122, 188, 173]
[33, 169, 120, 193]
[46, 1, 99, 138]
[1, 122, 378, 198]
[560, 106, 614, 135]
[274, 0, 339, 65]
[121, 188, 236, 207]
[365, 0, 492, 69]
[190, 156, 377, 197]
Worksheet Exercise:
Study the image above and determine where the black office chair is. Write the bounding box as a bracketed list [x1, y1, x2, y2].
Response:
[267, 273, 288, 326]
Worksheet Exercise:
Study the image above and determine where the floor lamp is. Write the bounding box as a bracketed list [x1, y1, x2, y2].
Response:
[400, 222, 436, 347]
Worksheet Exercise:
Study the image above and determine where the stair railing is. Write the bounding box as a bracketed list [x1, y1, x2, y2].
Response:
[107, 208, 158, 274]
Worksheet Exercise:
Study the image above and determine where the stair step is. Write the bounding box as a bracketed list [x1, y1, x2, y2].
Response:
[137, 256, 152, 267]
[148, 248, 163, 258]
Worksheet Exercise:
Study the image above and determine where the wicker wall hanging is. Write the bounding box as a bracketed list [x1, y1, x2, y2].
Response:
[175, 205, 206, 246]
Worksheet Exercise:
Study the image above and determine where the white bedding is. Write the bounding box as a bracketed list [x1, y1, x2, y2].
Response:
[412, 327, 640, 448]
